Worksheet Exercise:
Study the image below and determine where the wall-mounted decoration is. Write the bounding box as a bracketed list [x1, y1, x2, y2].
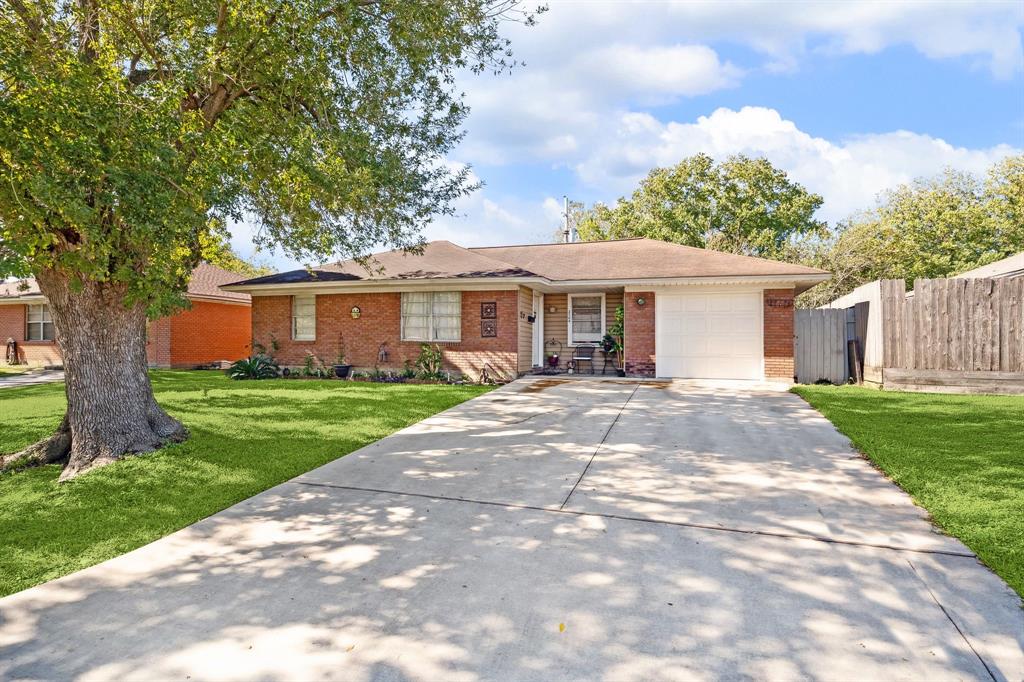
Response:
[480, 301, 497, 319]
[548, 305, 557, 314]
[766, 298, 793, 308]
[350, 306, 362, 319]
[481, 320, 497, 337]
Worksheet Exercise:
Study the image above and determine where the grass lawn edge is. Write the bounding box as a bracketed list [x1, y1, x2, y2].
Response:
[0, 371, 494, 597]
[790, 384, 1024, 600]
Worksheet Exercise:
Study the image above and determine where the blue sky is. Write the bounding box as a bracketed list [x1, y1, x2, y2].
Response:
[234, 0, 1024, 269]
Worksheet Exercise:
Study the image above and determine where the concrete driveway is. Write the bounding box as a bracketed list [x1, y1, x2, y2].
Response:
[1, 377, 1021, 681]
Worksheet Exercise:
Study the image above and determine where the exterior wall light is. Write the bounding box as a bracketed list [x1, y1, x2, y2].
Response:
[635, 297, 646, 306]
[350, 306, 361, 319]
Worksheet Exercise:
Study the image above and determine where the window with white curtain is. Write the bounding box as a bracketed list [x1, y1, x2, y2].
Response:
[568, 294, 605, 345]
[292, 295, 316, 341]
[402, 291, 461, 342]
[26, 304, 55, 341]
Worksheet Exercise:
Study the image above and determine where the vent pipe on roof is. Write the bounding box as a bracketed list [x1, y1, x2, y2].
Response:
[562, 195, 577, 243]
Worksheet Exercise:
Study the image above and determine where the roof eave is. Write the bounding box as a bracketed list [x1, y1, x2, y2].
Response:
[224, 272, 832, 295]
[221, 275, 552, 295]
[187, 293, 251, 306]
[0, 295, 46, 304]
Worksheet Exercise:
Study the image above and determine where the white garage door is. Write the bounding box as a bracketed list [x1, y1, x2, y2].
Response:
[656, 291, 763, 379]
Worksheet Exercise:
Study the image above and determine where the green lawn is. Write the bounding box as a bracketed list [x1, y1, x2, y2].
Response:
[0, 365, 30, 376]
[792, 385, 1024, 597]
[0, 371, 491, 597]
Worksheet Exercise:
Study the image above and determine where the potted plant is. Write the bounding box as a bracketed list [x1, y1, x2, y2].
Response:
[546, 352, 559, 368]
[333, 334, 352, 378]
[609, 305, 626, 376]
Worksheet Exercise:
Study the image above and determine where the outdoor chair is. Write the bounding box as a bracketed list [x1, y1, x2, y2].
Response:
[572, 344, 597, 374]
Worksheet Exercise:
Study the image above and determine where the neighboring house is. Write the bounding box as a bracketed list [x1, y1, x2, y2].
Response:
[222, 239, 829, 381]
[954, 252, 1024, 280]
[0, 263, 252, 368]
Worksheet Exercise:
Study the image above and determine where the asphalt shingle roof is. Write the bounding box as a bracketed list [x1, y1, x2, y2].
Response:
[0, 263, 250, 303]
[227, 238, 828, 287]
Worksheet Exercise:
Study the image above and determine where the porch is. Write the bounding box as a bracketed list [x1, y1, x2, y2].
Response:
[526, 287, 627, 376]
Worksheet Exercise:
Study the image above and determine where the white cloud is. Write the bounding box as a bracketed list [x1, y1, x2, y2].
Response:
[575, 106, 1020, 222]
[542, 1, 1024, 78]
[228, 2, 1024, 268]
[574, 44, 742, 101]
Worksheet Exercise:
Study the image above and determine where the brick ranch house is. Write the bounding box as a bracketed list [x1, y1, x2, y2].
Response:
[223, 239, 829, 381]
[1, 263, 252, 369]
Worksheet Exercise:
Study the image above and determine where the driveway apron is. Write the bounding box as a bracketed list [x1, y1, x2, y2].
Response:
[0, 377, 1021, 681]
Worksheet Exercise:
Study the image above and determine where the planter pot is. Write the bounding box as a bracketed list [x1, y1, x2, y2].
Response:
[333, 364, 352, 379]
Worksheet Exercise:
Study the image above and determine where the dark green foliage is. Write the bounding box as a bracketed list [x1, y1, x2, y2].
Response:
[0, 1, 541, 313]
[576, 153, 826, 259]
[415, 343, 444, 379]
[227, 355, 279, 380]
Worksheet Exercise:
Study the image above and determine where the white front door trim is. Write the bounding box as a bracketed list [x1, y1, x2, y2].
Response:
[532, 291, 544, 367]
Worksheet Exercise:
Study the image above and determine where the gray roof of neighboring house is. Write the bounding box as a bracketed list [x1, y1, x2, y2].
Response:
[0, 263, 251, 304]
[226, 238, 829, 289]
[231, 240, 534, 286]
[954, 253, 1024, 280]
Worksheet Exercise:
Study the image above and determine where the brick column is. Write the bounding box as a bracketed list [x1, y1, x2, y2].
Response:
[763, 288, 795, 380]
[624, 291, 655, 377]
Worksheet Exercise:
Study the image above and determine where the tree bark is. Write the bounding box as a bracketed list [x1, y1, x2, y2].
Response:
[5, 269, 188, 481]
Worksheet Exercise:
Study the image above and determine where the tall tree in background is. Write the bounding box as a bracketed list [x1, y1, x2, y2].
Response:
[796, 158, 1024, 307]
[576, 153, 827, 259]
[0, 0, 540, 479]
[199, 227, 272, 278]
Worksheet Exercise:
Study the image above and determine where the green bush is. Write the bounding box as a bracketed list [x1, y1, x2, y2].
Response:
[227, 355, 279, 380]
[416, 343, 444, 379]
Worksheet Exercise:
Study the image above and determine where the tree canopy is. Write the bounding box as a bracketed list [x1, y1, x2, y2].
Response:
[575, 153, 827, 259]
[796, 157, 1024, 306]
[0, 0, 541, 480]
[1, 0, 540, 314]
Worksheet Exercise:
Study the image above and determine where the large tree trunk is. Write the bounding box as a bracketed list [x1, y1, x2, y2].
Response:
[1, 269, 188, 481]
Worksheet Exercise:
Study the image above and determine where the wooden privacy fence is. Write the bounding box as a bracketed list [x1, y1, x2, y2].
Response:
[795, 309, 848, 384]
[880, 278, 1024, 372]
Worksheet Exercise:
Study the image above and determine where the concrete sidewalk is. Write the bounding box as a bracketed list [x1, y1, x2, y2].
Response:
[0, 368, 63, 389]
[1, 378, 1020, 680]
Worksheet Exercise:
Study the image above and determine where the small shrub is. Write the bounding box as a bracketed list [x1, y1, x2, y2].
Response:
[402, 360, 417, 379]
[415, 343, 444, 379]
[252, 335, 281, 362]
[227, 355, 279, 380]
[301, 352, 330, 378]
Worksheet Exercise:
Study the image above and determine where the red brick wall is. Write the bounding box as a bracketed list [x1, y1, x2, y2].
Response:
[0, 305, 23, 345]
[146, 316, 172, 368]
[624, 291, 656, 377]
[0, 304, 61, 366]
[169, 300, 252, 368]
[251, 290, 519, 380]
[763, 288, 796, 380]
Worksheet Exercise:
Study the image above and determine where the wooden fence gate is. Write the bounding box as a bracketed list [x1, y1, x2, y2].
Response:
[795, 308, 848, 384]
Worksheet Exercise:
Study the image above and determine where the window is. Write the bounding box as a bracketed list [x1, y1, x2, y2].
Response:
[292, 295, 316, 341]
[568, 294, 605, 345]
[26, 304, 55, 342]
[401, 291, 461, 342]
